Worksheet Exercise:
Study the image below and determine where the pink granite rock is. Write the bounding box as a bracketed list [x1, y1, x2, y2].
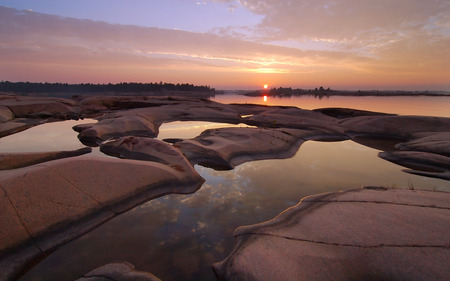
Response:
[214, 188, 450, 281]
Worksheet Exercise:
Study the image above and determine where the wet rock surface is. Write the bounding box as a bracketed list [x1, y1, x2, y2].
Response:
[0, 156, 204, 281]
[214, 188, 450, 281]
[0, 93, 448, 281]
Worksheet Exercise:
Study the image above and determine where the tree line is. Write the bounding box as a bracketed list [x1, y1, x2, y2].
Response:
[0, 81, 215, 94]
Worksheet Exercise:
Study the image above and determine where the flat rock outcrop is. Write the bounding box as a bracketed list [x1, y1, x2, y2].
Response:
[100, 136, 199, 176]
[0, 147, 91, 170]
[0, 95, 78, 119]
[379, 151, 450, 180]
[0, 155, 204, 281]
[214, 188, 450, 281]
[0, 94, 449, 281]
[75, 262, 161, 281]
[174, 127, 306, 170]
[396, 132, 450, 157]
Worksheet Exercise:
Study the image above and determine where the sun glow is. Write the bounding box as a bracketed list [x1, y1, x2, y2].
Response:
[263, 95, 268, 102]
[263, 84, 268, 89]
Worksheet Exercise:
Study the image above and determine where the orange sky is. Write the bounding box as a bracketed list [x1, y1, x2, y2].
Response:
[0, 1, 449, 90]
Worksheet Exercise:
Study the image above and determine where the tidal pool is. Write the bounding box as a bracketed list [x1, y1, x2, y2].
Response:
[14, 118, 449, 281]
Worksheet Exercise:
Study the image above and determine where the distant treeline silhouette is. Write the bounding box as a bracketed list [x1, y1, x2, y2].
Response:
[248, 86, 447, 97]
[0, 81, 214, 94]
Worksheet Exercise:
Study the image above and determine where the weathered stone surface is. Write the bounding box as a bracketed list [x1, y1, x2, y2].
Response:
[396, 132, 450, 157]
[313, 107, 395, 119]
[0, 156, 204, 281]
[100, 136, 197, 175]
[379, 151, 450, 180]
[214, 188, 450, 281]
[74, 114, 160, 146]
[0, 118, 40, 137]
[0, 105, 14, 122]
[339, 115, 450, 139]
[0, 147, 92, 170]
[0, 95, 78, 119]
[174, 127, 306, 170]
[75, 262, 161, 281]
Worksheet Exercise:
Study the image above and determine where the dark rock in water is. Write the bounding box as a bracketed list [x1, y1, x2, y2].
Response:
[0, 147, 92, 170]
[162, 138, 184, 144]
[396, 132, 450, 157]
[214, 188, 450, 281]
[340, 115, 450, 139]
[379, 151, 450, 180]
[314, 107, 395, 119]
[75, 262, 161, 281]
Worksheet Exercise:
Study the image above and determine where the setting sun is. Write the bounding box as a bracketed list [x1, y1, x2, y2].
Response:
[263, 84, 268, 89]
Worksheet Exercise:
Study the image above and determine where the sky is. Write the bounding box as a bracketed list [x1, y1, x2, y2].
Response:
[0, 0, 449, 90]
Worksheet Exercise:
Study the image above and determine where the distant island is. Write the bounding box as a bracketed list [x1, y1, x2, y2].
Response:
[1, 81, 449, 98]
[0, 81, 215, 98]
[245, 86, 450, 97]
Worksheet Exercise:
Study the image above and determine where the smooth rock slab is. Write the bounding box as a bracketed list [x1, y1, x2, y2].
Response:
[75, 262, 161, 281]
[0, 155, 204, 281]
[396, 132, 450, 157]
[174, 127, 306, 170]
[379, 151, 450, 180]
[214, 188, 450, 281]
[0, 147, 91, 170]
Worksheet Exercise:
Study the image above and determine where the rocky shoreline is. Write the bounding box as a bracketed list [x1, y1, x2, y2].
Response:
[0, 93, 449, 280]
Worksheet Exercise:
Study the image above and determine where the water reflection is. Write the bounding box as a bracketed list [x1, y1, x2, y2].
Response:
[212, 94, 450, 117]
[0, 119, 96, 153]
[156, 121, 251, 140]
[19, 141, 449, 281]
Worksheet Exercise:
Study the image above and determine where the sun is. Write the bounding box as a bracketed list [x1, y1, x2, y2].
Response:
[263, 84, 268, 89]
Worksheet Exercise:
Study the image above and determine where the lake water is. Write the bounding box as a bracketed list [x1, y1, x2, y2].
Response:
[10, 95, 450, 281]
[212, 94, 450, 117]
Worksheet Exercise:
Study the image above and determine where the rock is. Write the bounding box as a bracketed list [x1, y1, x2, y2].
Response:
[100, 136, 199, 177]
[0, 96, 79, 119]
[396, 132, 450, 157]
[74, 115, 160, 146]
[0, 119, 37, 137]
[75, 262, 161, 281]
[339, 115, 450, 139]
[0, 106, 14, 122]
[214, 188, 450, 281]
[313, 107, 395, 119]
[379, 151, 450, 180]
[0, 147, 92, 170]
[174, 127, 306, 170]
[0, 156, 204, 281]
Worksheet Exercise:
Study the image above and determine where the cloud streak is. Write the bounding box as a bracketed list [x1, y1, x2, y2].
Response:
[0, 3, 449, 90]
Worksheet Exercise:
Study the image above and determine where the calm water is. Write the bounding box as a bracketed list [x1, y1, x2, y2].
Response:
[9, 95, 450, 281]
[212, 94, 450, 117]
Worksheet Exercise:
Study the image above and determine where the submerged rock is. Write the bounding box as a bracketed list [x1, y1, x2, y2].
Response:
[214, 188, 450, 281]
[75, 262, 161, 281]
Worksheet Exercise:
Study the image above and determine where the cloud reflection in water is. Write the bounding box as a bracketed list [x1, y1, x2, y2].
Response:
[19, 139, 449, 281]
